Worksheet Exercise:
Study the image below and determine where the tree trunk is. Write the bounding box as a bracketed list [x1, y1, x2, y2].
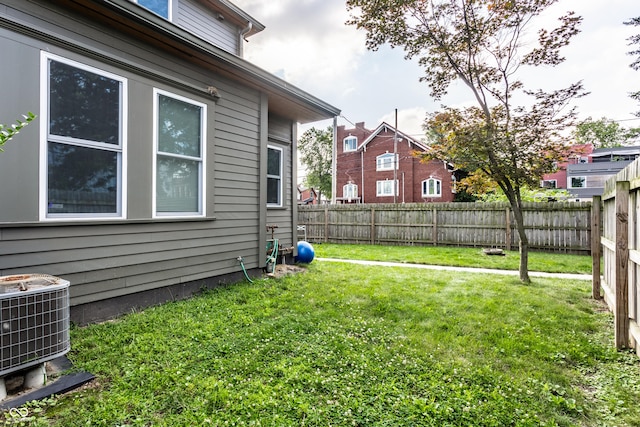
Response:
[510, 202, 531, 284]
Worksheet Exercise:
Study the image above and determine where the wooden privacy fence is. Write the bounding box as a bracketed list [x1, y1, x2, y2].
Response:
[299, 202, 593, 254]
[597, 158, 640, 354]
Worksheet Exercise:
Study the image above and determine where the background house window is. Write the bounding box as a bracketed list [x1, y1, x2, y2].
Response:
[569, 176, 586, 188]
[422, 178, 442, 197]
[376, 180, 397, 196]
[45, 55, 126, 217]
[267, 145, 283, 207]
[376, 152, 397, 171]
[541, 179, 557, 189]
[134, 0, 171, 19]
[154, 91, 205, 216]
[343, 183, 358, 199]
[343, 136, 357, 152]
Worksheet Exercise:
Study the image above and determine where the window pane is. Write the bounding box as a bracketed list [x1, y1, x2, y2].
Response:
[138, 0, 169, 18]
[570, 177, 585, 188]
[158, 95, 201, 157]
[344, 137, 357, 151]
[47, 142, 118, 213]
[267, 148, 281, 176]
[49, 61, 120, 144]
[267, 177, 280, 204]
[156, 157, 199, 212]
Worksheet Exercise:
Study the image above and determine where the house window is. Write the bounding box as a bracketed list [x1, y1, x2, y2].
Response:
[376, 152, 397, 171]
[154, 90, 206, 216]
[422, 178, 442, 197]
[134, 0, 171, 19]
[541, 179, 557, 189]
[578, 156, 588, 164]
[343, 183, 358, 199]
[43, 54, 126, 219]
[376, 180, 397, 197]
[267, 145, 283, 207]
[568, 176, 586, 188]
[344, 136, 357, 152]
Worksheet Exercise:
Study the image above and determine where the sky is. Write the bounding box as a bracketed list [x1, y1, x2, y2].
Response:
[233, 0, 640, 141]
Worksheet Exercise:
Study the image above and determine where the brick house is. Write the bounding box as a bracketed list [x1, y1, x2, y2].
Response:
[542, 143, 640, 199]
[334, 122, 455, 203]
[541, 144, 593, 190]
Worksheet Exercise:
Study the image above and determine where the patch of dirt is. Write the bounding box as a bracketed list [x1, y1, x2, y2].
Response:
[267, 264, 307, 279]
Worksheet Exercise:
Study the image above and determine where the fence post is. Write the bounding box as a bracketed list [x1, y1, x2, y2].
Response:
[615, 181, 630, 349]
[505, 208, 512, 251]
[371, 207, 376, 245]
[324, 206, 329, 243]
[591, 196, 602, 299]
[432, 208, 438, 246]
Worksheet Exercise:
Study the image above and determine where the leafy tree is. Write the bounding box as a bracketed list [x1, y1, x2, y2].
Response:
[574, 117, 640, 148]
[478, 186, 572, 203]
[626, 16, 640, 116]
[0, 112, 36, 151]
[347, 0, 584, 283]
[298, 126, 333, 201]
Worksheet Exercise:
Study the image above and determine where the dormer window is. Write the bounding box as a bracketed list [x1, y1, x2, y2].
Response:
[376, 152, 397, 171]
[134, 0, 171, 20]
[344, 136, 357, 152]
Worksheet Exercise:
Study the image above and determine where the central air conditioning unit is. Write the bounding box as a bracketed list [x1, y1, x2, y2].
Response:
[0, 274, 70, 377]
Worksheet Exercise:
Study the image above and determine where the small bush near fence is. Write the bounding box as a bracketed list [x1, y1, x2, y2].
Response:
[299, 202, 592, 254]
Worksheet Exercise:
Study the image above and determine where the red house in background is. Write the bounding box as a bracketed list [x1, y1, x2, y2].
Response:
[541, 144, 593, 190]
[334, 122, 456, 203]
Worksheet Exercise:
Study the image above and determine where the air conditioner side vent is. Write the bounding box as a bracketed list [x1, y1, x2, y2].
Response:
[0, 275, 70, 377]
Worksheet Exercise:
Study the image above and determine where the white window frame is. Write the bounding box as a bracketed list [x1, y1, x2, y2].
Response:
[376, 180, 397, 197]
[422, 178, 442, 197]
[267, 145, 284, 208]
[343, 183, 358, 199]
[568, 176, 586, 189]
[376, 152, 397, 171]
[39, 52, 128, 221]
[152, 89, 206, 218]
[343, 136, 357, 152]
[541, 179, 557, 189]
[133, 0, 172, 20]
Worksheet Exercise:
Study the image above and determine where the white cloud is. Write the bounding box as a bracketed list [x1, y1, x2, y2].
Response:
[237, 0, 367, 91]
[234, 0, 640, 130]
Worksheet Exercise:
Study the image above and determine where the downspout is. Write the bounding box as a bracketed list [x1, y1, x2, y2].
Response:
[361, 150, 365, 204]
[332, 116, 337, 204]
[238, 21, 252, 57]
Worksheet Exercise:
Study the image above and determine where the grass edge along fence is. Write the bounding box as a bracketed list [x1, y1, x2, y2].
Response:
[598, 157, 640, 357]
[299, 202, 593, 254]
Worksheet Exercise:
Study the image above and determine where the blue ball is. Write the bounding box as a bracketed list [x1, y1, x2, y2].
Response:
[296, 241, 315, 263]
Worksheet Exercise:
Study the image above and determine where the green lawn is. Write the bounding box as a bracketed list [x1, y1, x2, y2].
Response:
[6, 248, 638, 426]
[314, 243, 593, 275]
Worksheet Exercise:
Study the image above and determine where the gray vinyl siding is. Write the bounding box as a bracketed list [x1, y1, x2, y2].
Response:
[266, 115, 296, 249]
[177, 0, 240, 55]
[0, 1, 264, 307]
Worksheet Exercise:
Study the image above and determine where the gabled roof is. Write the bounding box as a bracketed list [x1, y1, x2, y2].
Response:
[358, 122, 428, 152]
